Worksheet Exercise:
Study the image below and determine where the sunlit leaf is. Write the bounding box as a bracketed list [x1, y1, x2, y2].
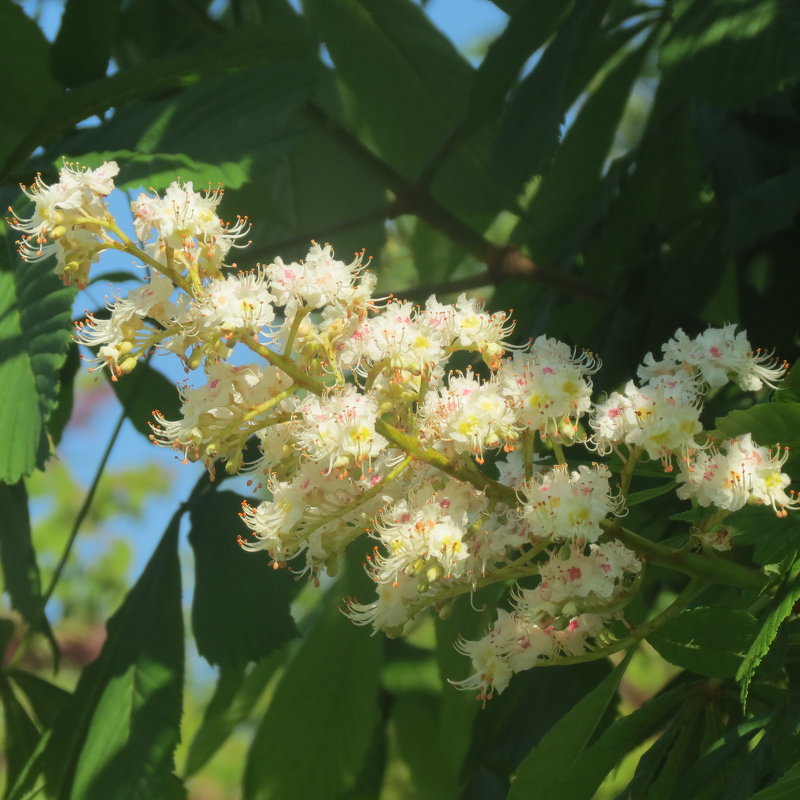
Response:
[243, 553, 383, 800]
[0, 227, 75, 482]
[507, 651, 632, 799]
[660, 0, 800, 106]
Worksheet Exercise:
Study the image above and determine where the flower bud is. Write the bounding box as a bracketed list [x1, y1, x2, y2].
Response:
[119, 356, 139, 374]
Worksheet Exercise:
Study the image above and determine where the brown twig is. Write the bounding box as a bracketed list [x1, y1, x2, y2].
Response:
[303, 102, 609, 304]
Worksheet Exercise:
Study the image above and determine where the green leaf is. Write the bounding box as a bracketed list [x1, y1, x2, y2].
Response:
[745, 760, 800, 799]
[537, 685, 691, 800]
[7, 671, 70, 731]
[0, 618, 13, 657]
[47, 343, 80, 448]
[682, 716, 773, 800]
[7, 512, 184, 800]
[649, 607, 758, 678]
[107, 360, 181, 440]
[345, 723, 387, 800]
[737, 578, 800, 706]
[61, 59, 320, 192]
[243, 89, 389, 264]
[715, 398, 800, 445]
[243, 556, 384, 800]
[184, 654, 285, 778]
[0, 226, 76, 482]
[189, 490, 300, 668]
[0, 481, 56, 654]
[465, 0, 572, 136]
[305, 0, 503, 228]
[2, 24, 316, 178]
[660, 0, 800, 106]
[522, 27, 656, 264]
[634, 700, 706, 799]
[410, 220, 467, 285]
[492, 0, 612, 191]
[49, 0, 120, 88]
[0, 674, 42, 798]
[774, 360, 800, 405]
[507, 649, 633, 800]
[724, 168, 800, 251]
[728, 505, 800, 566]
[391, 693, 459, 800]
[432, 586, 504, 796]
[69, 514, 185, 800]
[0, 0, 59, 167]
[626, 480, 677, 507]
[387, 590, 500, 800]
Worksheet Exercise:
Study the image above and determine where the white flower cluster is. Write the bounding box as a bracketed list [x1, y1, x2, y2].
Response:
[455, 541, 642, 700]
[10, 162, 798, 701]
[677, 433, 799, 516]
[591, 327, 787, 471]
[8, 161, 119, 287]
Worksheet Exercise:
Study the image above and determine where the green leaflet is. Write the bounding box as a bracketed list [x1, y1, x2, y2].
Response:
[188, 490, 300, 669]
[507, 651, 633, 800]
[0, 226, 75, 483]
[243, 554, 384, 800]
[7, 513, 184, 800]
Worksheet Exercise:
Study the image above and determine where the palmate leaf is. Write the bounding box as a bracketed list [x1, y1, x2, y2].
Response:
[713, 403, 800, 477]
[0, 225, 75, 483]
[7, 671, 70, 732]
[243, 91, 389, 263]
[59, 58, 320, 192]
[466, 0, 571, 139]
[521, 25, 657, 265]
[745, 760, 800, 799]
[539, 684, 692, 800]
[7, 513, 184, 800]
[492, 0, 612, 192]
[462, 660, 614, 795]
[107, 360, 182, 441]
[305, 0, 505, 229]
[183, 654, 286, 779]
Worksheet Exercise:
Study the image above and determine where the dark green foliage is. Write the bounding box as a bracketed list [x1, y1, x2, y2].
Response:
[0, 482, 56, 653]
[6, 514, 184, 800]
[189, 490, 300, 668]
[649, 607, 758, 679]
[242, 551, 384, 800]
[3, 0, 800, 797]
